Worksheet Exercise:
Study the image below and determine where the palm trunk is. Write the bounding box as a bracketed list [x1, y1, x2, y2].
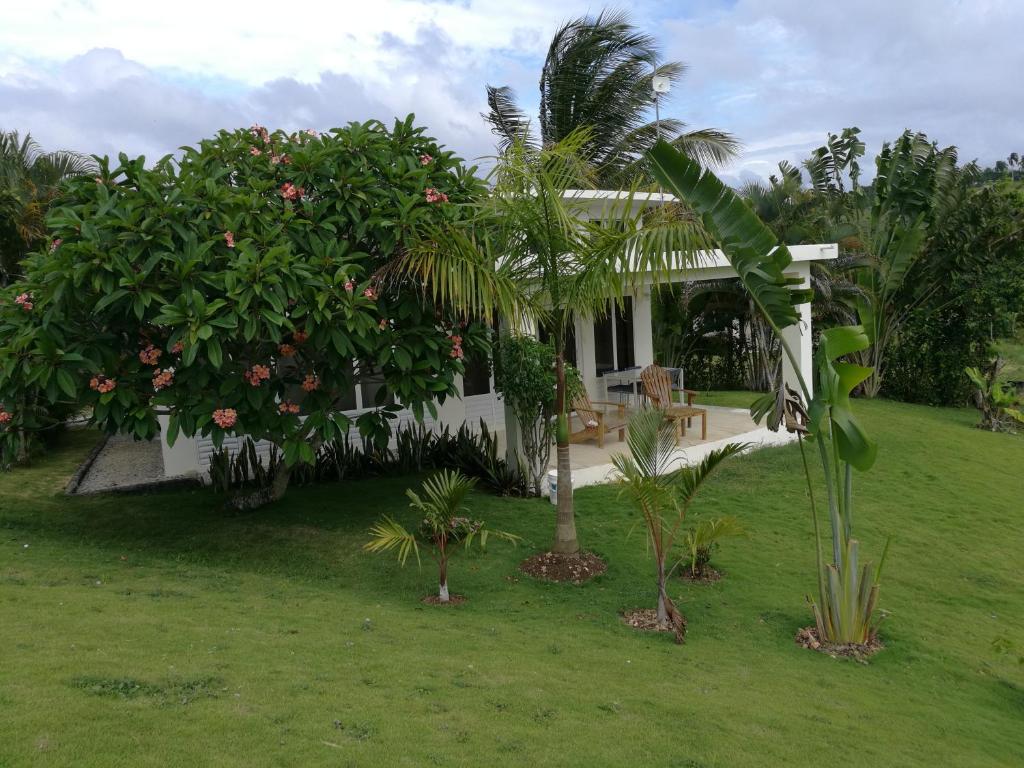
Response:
[656, 559, 669, 624]
[438, 554, 449, 602]
[551, 350, 579, 555]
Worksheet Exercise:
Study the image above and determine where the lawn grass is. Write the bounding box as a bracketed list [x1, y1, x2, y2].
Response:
[995, 331, 1024, 381]
[1, 397, 1023, 767]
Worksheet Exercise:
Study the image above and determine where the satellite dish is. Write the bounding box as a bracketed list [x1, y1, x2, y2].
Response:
[652, 75, 671, 95]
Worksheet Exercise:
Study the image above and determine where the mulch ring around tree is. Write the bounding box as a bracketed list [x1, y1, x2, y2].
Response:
[621, 608, 688, 638]
[795, 626, 884, 662]
[678, 566, 722, 584]
[518, 552, 607, 584]
[421, 594, 467, 606]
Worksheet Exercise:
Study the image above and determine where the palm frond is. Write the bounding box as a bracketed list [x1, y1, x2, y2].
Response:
[676, 443, 748, 507]
[364, 516, 420, 567]
[484, 86, 537, 153]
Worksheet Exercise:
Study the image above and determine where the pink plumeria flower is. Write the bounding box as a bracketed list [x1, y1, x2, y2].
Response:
[50, 238, 62, 252]
[250, 147, 262, 156]
[419, 153, 432, 165]
[224, 231, 235, 248]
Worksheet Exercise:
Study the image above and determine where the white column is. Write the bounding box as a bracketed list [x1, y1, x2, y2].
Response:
[158, 413, 200, 479]
[632, 284, 654, 369]
[575, 313, 598, 397]
[780, 263, 814, 400]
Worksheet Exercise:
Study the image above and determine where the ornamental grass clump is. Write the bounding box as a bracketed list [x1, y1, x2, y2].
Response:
[364, 469, 519, 603]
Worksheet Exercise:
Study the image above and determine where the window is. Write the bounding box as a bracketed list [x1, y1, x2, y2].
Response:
[538, 321, 578, 366]
[593, 297, 634, 375]
[462, 348, 492, 396]
[359, 368, 394, 408]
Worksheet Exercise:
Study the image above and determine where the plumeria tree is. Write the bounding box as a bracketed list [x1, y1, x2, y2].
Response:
[0, 117, 488, 502]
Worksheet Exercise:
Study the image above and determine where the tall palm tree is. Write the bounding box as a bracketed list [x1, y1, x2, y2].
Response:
[0, 130, 94, 283]
[484, 10, 739, 187]
[398, 130, 711, 556]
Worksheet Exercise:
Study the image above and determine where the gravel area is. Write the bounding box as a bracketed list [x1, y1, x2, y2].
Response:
[74, 434, 169, 494]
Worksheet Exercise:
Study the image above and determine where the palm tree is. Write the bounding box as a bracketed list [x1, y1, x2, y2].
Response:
[398, 130, 710, 556]
[0, 130, 95, 283]
[365, 470, 519, 602]
[612, 406, 743, 641]
[484, 10, 739, 187]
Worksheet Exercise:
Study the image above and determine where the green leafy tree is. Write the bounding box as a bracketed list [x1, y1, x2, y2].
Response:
[649, 139, 888, 646]
[0, 130, 95, 284]
[400, 131, 709, 556]
[806, 128, 978, 397]
[494, 333, 556, 496]
[0, 118, 486, 501]
[612, 406, 744, 642]
[365, 469, 519, 602]
[484, 10, 738, 186]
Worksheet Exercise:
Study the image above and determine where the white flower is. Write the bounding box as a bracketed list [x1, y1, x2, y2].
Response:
[586, 419, 598, 428]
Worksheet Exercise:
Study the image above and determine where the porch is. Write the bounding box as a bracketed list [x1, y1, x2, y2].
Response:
[544, 402, 796, 489]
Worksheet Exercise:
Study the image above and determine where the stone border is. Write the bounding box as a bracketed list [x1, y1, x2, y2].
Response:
[70, 475, 202, 497]
[64, 434, 110, 495]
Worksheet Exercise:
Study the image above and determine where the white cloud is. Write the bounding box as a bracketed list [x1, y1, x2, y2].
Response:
[0, 0, 1021, 183]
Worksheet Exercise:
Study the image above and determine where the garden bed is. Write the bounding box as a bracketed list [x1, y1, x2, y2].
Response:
[519, 551, 607, 583]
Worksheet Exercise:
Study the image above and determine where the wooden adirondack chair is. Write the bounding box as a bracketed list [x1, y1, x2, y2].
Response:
[569, 390, 628, 448]
[640, 364, 707, 443]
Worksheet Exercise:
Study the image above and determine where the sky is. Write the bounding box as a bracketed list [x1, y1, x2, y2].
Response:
[1, 0, 1021, 186]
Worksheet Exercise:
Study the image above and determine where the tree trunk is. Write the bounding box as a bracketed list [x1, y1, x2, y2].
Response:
[656, 560, 669, 624]
[551, 350, 579, 555]
[227, 460, 291, 511]
[438, 555, 449, 602]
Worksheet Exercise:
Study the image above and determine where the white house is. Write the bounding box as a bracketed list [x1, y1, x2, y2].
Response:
[159, 190, 837, 486]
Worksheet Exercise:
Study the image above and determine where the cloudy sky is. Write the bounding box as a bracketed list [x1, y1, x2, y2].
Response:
[1, 0, 1021, 185]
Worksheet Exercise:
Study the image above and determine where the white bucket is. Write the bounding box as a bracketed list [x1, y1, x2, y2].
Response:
[547, 469, 573, 505]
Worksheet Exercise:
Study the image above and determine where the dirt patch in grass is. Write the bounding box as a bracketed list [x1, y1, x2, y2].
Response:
[795, 627, 884, 662]
[421, 594, 467, 606]
[678, 566, 722, 584]
[70, 675, 224, 705]
[621, 608, 687, 636]
[519, 552, 607, 584]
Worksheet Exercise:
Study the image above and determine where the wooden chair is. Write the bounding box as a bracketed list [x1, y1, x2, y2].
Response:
[569, 390, 628, 448]
[640, 364, 707, 444]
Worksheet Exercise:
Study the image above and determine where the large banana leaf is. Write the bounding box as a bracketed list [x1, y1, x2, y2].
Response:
[811, 326, 878, 471]
[647, 140, 811, 331]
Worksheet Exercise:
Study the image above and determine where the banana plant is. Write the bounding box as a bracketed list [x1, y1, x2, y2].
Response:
[648, 139, 886, 645]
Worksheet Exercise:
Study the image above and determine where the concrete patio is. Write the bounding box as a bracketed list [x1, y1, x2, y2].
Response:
[546, 403, 797, 488]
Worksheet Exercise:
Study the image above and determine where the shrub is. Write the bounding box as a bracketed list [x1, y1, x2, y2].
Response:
[681, 516, 746, 578]
[965, 359, 1023, 433]
[495, 334, 556, 495]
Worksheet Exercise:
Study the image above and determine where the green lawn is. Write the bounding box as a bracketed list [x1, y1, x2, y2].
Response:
[996, 331, 1024, 381]
[1, 396, 1023, 767]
